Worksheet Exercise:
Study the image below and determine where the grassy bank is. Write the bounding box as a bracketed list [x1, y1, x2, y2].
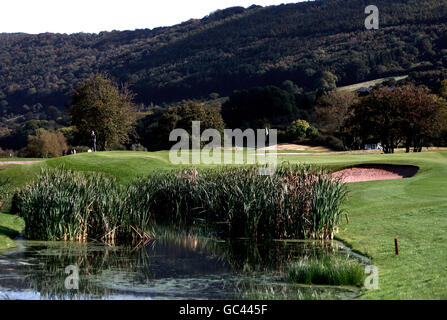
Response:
[1, 151, 447, 299]
[0, 212, 24, 249]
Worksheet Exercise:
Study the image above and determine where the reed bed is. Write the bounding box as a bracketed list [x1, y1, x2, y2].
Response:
[11, 167, 152, 243]
[287, 255, 366, 286]
[12, 164, 347, 243]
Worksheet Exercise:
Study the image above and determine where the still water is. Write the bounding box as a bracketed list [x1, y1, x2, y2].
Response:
[0, 236, 361, 300]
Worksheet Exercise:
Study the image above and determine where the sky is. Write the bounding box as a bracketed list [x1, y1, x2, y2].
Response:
[0, 0, 302, 34]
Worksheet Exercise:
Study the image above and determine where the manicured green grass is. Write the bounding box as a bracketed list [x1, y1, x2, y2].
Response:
[0, 212, 24, 249]
[1, 150, 447, 299]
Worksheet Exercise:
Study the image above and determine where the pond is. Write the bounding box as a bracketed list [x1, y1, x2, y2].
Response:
[0, 236, 364, 300]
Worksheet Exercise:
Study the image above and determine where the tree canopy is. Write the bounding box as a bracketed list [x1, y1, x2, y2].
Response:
[139, 101, 225, 150]
[222, 86, 297, 129]
[346, 85, 446, 153]
[69, 76, 136, 151]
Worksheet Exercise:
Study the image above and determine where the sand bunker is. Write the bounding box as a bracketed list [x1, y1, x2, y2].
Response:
[260, 144, 333, 152]
[332, 164, 419, 183]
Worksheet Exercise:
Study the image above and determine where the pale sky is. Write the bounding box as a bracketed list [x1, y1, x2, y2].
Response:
[0, 0, 302, 34]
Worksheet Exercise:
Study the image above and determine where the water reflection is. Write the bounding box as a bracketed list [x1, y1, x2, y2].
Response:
[0, 236, 354, 300]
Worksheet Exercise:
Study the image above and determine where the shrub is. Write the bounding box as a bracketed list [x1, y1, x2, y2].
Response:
[306, 126, 319, 140]
[287, 120, 310, 141]
[131, 143, 148, 152]
[23, 128, 68, 158]
[287, 120, 319, 142]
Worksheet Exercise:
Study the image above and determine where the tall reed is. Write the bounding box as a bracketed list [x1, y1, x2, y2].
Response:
[12, 164, 347, 243]
[11, 167, 152, 243]
[130, 164, 347, 240]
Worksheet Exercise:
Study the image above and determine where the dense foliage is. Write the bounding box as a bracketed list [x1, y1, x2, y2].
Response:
[21, 128, 68, 158]
[12, 165, 347, 242]
[69, 76, 136, 150]
[222, 86, 297, 129]
[137, 101, 225, 150]
[346, 85, 447, 153]
[1, 0, 447, 121]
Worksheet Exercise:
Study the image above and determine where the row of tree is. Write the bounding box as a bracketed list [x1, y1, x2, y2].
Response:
[6, 75, 447, 157]
[316, 83, 447, 153]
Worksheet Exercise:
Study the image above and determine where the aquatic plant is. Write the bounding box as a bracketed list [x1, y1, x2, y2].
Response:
[12, 164, 347, 243]
[287, 255, 366, 286]
[130, 165, 346, 240]
[11, 167, 152, 243]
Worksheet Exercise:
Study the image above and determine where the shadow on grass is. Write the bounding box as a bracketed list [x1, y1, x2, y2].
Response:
[0, 225, 19, 239]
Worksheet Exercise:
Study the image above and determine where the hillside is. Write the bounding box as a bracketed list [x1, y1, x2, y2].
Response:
[0, 0, 447, 120]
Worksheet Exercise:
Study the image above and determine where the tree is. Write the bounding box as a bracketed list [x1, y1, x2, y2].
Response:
[315, 71, 338, 93]
[395, 85, 446, 152]
[69, 76, 136, 151]
[24, 128, 68, 158]
[286, 120, 310, 142]
[348, 88, 402, 153]
[347, 85, 446, 153]
[314, 90, 358, 148]
[150, 101, 225, 150]
[222, 86, 297, 129]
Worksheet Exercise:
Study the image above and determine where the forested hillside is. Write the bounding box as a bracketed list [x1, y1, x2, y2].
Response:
[1, 0, 447, 133]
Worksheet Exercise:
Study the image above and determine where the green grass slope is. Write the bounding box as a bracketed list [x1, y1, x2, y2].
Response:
[0, 212, 24, 249]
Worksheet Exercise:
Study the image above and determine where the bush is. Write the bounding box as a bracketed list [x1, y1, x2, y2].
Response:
[287, 120, 310, 141]
[131, 143, 148, 152]
[23, 128, 68, 158]
[306, 126, 319, 140]
[287, 120, 319, 142]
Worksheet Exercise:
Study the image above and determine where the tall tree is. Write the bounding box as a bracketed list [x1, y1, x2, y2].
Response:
[69, 76, 136, 151]
[347, 85, 446, 153]
[348, 88, 402, 153]
[394, 85, 445, 152]
[149, 101, 225, 150]
[314, 90, 358, 148]
[222, 86, 296, 129]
